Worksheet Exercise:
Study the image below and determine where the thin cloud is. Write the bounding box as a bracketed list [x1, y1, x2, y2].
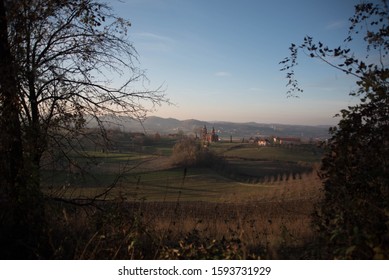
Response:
[134, 32, 175, 52]
[214, 71, 231, 77]
[135, 32, 175, 43]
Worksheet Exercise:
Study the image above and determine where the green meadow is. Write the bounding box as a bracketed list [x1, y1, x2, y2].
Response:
[42, 140, 323, 203]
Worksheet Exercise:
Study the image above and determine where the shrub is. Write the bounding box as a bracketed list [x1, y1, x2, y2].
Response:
[159, 229, 246, 260]
[170, 137, 217, 168]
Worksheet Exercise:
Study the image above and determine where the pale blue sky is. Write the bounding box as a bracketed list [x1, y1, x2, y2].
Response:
[112, 0, 363, 125]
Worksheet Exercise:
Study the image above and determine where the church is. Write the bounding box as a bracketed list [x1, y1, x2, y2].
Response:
[201, 125, 219, 143]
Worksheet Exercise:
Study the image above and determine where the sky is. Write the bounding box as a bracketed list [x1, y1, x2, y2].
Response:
[111, 0, 365, 125]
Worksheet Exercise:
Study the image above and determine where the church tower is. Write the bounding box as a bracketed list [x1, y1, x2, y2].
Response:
[202, 125, 207, 141]
[201, 124, 218, 143]
[211, 127, 218, 142]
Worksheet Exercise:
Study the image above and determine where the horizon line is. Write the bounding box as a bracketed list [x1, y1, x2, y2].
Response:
[146, 115, 333, 127]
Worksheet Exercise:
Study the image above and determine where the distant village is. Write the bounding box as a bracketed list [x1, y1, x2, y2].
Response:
[93, 123, 326, 154]
[194, 125, 302, 146]
[174, 125, 321, 146]
[88, 116, 330, 145]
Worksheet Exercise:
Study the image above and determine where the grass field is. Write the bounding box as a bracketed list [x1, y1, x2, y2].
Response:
[220, 144, 322, 161]
[41, 139, 324, 259]
[42, 141, 323, 202]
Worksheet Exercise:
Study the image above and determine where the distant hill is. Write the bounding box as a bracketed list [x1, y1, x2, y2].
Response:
[86, 115, 331, 140]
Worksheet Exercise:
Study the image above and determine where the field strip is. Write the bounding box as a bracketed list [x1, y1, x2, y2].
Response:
[236, 182, 275, 187]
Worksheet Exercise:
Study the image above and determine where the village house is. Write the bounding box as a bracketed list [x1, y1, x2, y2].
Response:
[249, 137, 270, 146]
[257, 138, 270, 146]
[273, 137, 301, 145]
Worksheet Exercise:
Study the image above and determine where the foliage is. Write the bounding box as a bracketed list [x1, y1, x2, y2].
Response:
[159, 229, 246, 260]
[314, 92, 389, 259]
[280, 0, 389, 259]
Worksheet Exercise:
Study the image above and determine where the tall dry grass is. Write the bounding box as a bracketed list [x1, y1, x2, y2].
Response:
[43, 170, 323, 259]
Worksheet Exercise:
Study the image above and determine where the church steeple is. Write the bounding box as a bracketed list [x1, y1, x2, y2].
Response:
[211, 127, 218, 142]
[201, 124, 219, 143]
[202, 125, 207, 141]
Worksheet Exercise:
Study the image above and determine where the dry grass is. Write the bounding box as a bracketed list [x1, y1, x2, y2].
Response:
[43, 170, 323, 259]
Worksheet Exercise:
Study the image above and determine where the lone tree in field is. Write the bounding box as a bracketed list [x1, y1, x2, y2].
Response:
[0, 0, 167, 258]
[280, 1, 388, 259]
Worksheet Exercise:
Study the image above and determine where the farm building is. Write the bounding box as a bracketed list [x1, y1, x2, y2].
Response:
[257, 138, 271, 146]
[273, 137, 301, 145]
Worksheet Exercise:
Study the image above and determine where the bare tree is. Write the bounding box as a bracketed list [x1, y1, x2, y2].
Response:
[1, 0, 46, 259]
[6, 0, 167, 174]
[0, 0, 23, 196]
[1, 0, 168, 258]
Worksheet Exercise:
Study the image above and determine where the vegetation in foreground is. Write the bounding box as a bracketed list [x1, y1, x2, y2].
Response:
[42, 193, 320, 260]
[281, 0, 389, 259]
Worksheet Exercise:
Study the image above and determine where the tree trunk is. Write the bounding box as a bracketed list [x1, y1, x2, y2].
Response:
[0, 0, 23, 196]
[0, 0, 45, 259]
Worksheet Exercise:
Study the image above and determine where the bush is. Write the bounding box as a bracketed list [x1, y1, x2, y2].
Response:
[170, 137, 217, 168]
[159, 229, 245, 260]
[312, 89, 389, 259]
[281, 0, 389, 259]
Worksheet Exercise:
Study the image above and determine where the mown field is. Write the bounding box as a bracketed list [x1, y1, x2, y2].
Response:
[41, 138, 325, 259]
